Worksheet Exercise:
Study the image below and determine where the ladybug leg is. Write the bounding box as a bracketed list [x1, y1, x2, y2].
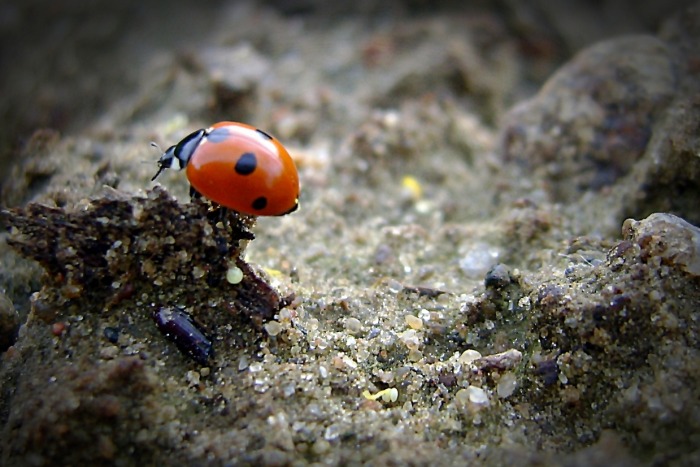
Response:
[214, 228, 231, 256]
[189, 185, 202, 200]
[204, 204, 226, 226]
[187, 186, 230, 254]
[215, 206, 228, 224]
[200, 205, 229, 255]
[228, 213, 256, 241]
[218, 208, 255, 242]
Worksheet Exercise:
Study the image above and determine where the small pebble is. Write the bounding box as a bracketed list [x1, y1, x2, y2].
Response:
[283, 384, 296, 398]
[477, 349, 522, 370]
[459, 243, 501, 278]
[345, 317, 362, 334]
[484, 263, 512, 290]
[382, 388, 399, 402]
[313, 439, 330, 454]
[459, 349, 482, 365]
[264, 321, 283, 336]
[342, 355, 358, 369]
[408, 349, 423, 362]
[192, 266, 205, 279]
[51, 322, 66, 336]
[399, 329, 421, 350]
[103, 327, 119, 344]
[497, 372, 518, 398]
[99, 345, 119, 360]
[153, 307, 212, 365]
[405, 315, 423, 330]
[185, 370, 201, 386]
[467, 386, 490, 406]
[456, 388, 470, 403]
[238, 355, 249, 371]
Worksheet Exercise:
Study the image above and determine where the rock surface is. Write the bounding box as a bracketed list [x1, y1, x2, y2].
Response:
[1, 1, 700, 465]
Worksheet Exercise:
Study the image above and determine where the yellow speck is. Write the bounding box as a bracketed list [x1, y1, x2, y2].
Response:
[362, 387, 398, 403]
[263, 267, 283, 278]
[401, 175, 423, 201]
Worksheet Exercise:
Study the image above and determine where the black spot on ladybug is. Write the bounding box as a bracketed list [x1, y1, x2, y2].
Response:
[235, 152, 257, 175]
[207, 127, 231, 143]
[252, 196, 268, 210]
[256, 129, 273, 140]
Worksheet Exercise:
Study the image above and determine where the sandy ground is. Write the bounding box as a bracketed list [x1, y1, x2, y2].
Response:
[1, 1, 700, 465]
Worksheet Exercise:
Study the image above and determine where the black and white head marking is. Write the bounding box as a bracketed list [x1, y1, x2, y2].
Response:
[151, 128, 207, 181]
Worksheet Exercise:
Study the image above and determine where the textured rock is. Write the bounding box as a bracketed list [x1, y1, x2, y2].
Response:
[623, 213, 700, 276]
[1, 2, 700, 466]
[501, 35, 676, 198]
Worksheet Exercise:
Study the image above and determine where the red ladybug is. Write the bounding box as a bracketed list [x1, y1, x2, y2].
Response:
[152, 122, 299, 216]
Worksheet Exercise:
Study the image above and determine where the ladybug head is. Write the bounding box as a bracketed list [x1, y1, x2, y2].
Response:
[151, 128, 206, 181]
[151, 143, 181, 181]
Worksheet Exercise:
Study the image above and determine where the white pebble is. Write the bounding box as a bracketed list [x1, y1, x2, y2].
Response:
[399, 329, 421, 350]
[264, 321, 283, 336]
[497, 372, 518, 398]
[459, 243, 501, 277]
[467, 385, 489, 406]
[459, 349, 482, 365]
[345, 317, 362, 334]
[382, 388, 398, 402]
[238, 355, 249, 371]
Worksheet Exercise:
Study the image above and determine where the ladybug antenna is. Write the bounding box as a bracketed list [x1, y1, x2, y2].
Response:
[151, 164, 166, 181]
[150, 141, 166, 181]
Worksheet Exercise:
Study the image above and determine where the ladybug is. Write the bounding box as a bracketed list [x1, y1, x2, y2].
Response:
[152, 121, 299, 216]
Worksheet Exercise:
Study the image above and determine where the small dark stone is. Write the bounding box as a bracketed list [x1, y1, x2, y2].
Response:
[438, 372, 457, 387]
[153, 307, 213, 365]
[484, 263, 512, 290]
[373, 243, 393, 265]
[103, 327, 120, 344]
[534, 359, 559, 386]
[401, 285, 448, 298]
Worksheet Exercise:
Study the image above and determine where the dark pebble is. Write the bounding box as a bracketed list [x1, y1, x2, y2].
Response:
[103, 327, 120, 344]
[153, 307, 213, 365]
